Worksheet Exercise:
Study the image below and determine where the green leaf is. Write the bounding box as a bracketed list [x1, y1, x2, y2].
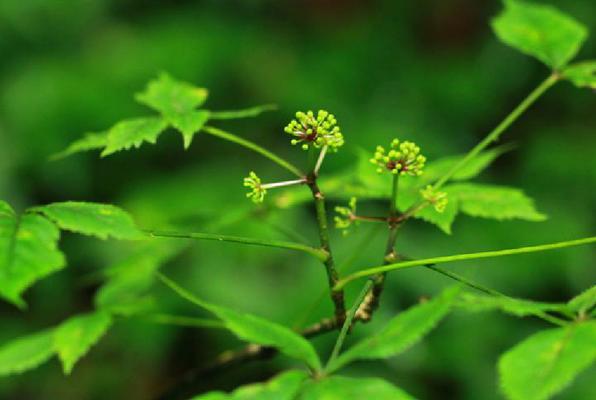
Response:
[412, 194, 459, 235]
[491, 0, 587, 69]
[101, 117, 168, 157]
[135, 72, 208, 116]
[168, 110, 210, 149]
[33, 201, 143, 240]
[0, 202, 65, 307]
[456, 292, 567, 318]
[327, 286, 459, 373]
[0, 330, 55, 377]
[191, 370, 308, 400]
[298, 376, 415, 400]
[499, 322, 596, 400]
[51, 132, 108, 160]
[448, 183, 546, 221]
[562, 61, 596, 89]
[54, 311, 112, 374]
[208, 104, 277, 120]
[158, 274, 322, 371]
[567, 286, 596, 315]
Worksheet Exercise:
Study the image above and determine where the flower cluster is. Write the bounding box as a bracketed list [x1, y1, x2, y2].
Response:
[334, 197, 358, 235]
[284, 110, 344, 151]
[370, 139, 426, 176]
[420, 185, 448, 213]
[243, 172, 266, 203]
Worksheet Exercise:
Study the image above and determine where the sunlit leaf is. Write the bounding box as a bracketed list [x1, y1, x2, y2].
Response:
[51, 131, 108, 160]
[499, 322, 596, 400]
[135, 72, 208, 116]
[101, 117, 168, 156]
[191, 370, 308, 400]
[0, 201, 65, 307]
[54, 311, 112, 374]
[562, 61, 596, 89]
[159, 274, 322, 371]
[0, 330, 55, 377]
[298, 376, 415, 400]
[492, 0, 587, 69]
[327, 286, 459, 373]
[33, 201, 143, 240]
[168, 110, 210, 148]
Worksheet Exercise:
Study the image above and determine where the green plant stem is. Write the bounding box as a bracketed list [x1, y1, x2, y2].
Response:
[403, 73, 560, 218]
[145, 229, 328, 261]
[202, 125, 304, 177]
[207, 104, 277, 120]
[139, 313, 225, 329]
[325, 279, 374, 372]
[336, 236, 596, 289]
[425, 265, 568, 326]
[308, 177, 346, 324]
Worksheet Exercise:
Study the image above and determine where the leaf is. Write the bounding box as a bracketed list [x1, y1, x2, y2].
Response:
[298, 376, 415, 400]
[567, 286, 596, 315]
[499, 322, 596, 400]
[491, 0, 587, 69]
[447, 183, 546, 221]
[456, 292, 567, 318]
[412, 194, 459, 235]
[51, 132, 108, 160]
[208, 104, 277, 120]
[0, 202, 65, 307]
[327, 286, 459, 373]
[191, 370, 308, 400]
[0, 330, 55, 377]
[135, 72, 208, 116]
[101, 117, 168, 157]
[562, 61, 596, 89]
[158, 274, 322, 371]
[33, 201, 143, 240]
[168, 110, 210, 149]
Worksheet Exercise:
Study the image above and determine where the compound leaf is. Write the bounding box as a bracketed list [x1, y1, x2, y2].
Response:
[33, 201, 143, 240]
[191, 370, 308, 400]
[327, 286, 459, 373]
[448, 183, 546, 221]
[499, 321, 596, 400]
[168, 110, 210, 149]
[0, 202, 65, 307]
[492, 0, 587, 69]
[136, 73, 208, 116]
[298, 376, 415, 400]
[159, 274, 322, 371]
[102, 117, 168, 157]
[0, 330, 55, 377]
[53, 311, 113, 374]
[563, 61, 596, 89]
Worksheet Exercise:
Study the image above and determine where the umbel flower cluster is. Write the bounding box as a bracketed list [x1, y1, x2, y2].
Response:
[284, 110, 344, 151]
[243, 171, 265, 203]
[370, 139, 426, 176]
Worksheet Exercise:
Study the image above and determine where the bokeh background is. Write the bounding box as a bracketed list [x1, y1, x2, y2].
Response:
[1, 0, 595, 399]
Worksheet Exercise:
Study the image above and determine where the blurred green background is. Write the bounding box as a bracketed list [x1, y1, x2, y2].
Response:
[1, 0, 595, 399]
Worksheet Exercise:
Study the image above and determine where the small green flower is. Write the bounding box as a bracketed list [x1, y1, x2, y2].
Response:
[370, 139, 426, 176]
[334, 197, 358, 235]
[421, 185, 448, 213]
[243, 172, 266, 203]
[284, 110, 344, 151]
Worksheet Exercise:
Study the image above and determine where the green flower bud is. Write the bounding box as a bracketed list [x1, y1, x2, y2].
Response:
[243, 171, 266, 203]
[369, 138, 426, 176]
[334, 197, 359, 235]
[284, 109, 344, 151]
[420, 185, 448, 213]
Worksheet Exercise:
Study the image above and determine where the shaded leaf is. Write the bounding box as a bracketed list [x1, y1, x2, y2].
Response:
[0, 330, 55, 377]
[33, 201, 143, 240]
[51, 132, 108, 160]
[562, 61, 596, 89]
[327, 286, 459, 373]
[567, 286, 596, 315]
[191, 370, 308, 400]
[298, 376, 415, 400]
[499, 322, 596, 400]
[492, 0, 587, 69]
[456, 292, 567, 318]
[54, 311, 112, 374]
[102, 117, 168, 156]
[159, 274, 322, 371]
[168, 110, 210, 149]
[135, 72, 208, 116]
[0, 202, 65, 307]
[448, 183, 546, 221]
